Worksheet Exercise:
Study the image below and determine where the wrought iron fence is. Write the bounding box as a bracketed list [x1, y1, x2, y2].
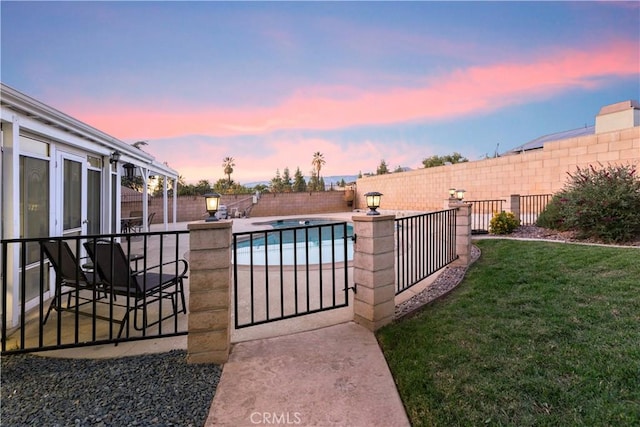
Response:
[519, 194, 552, 226]
[465, 199, 505, 233]
[233, 221, 352, 329]
[1, 231, 189, 355]
[395, 209, 457, 295]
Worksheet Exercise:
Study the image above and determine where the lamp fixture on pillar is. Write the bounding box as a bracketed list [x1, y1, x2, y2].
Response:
[204, 193, 221, 221]
[364, 191, 382, 215]
[448, 188, 456, 198]
[456, 189, 466, 201]
[109, 151, 121, 165]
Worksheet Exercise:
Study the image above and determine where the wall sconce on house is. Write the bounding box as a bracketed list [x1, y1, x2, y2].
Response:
[123, 163, 137, 179]
[109, 150, 121, 165]
[364, 191, 382, 215]
[204, 192, 221, 222]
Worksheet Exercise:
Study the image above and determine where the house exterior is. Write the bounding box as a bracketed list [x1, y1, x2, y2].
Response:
[1, 82, 179, 325]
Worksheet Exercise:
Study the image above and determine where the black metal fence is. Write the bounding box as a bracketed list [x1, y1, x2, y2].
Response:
[395, 209, 458, 295]
[2, 231, 189, 355]
[233, 221, 352, 329]
[519, 194, 552, 226]
[465, 199, 505, 234]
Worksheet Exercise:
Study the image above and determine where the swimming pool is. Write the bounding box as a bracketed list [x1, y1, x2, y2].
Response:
[233, 219, 354, 266]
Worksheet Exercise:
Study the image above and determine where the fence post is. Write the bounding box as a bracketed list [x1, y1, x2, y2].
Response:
[187, 220, 232, 364]
[449, 201, 472, 267]
[352, 214, 396, 331]
[509, 194, 521, 221]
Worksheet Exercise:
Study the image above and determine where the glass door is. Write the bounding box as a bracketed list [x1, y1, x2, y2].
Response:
[59, 153, 87, 238]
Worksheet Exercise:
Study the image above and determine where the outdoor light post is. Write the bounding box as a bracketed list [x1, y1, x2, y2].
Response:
[449, 188, 457, 199]
[204, 193, 221, 221]
[456, 189, 466, 201]
[364, 191, 382, 215]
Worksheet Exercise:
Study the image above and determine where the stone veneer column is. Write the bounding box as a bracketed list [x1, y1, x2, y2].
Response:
[449, 201, 472, 267]
[187, 220, 232, 364]
[352, 214, 396, 331]
[507, 194, 520, 221]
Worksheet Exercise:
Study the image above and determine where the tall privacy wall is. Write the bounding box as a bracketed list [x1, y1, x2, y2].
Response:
[355, 126, 640, 212]
[122, 191, 353, 223]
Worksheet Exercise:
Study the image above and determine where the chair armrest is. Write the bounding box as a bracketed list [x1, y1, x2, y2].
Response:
[133, 259, 189, 278]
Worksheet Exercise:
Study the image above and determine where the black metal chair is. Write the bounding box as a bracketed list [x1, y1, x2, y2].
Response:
[40, 240, 105, 323]
[84, 240, 188, 339]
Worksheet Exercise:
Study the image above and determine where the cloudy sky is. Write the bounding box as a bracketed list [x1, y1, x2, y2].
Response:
[2, 1, 638, 184]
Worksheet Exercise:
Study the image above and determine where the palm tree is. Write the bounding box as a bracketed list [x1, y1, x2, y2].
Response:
[222, 156, 235, 186]
[311, 152, 326, 180]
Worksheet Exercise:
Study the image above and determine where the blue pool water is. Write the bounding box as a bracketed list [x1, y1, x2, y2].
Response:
[234, 219, 354, 265]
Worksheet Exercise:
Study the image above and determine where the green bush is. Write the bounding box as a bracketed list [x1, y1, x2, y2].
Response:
[489, 211, 520, 234]
[536, 163, 640, 243]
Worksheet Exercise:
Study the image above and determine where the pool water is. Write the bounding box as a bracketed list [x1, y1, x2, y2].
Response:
[233, 219, 354, 265]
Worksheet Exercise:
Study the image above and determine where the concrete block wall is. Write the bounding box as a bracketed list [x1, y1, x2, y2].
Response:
[249, 191, 352, 217]
[355, 127, 640, 211]
[123, 192, 352, 224]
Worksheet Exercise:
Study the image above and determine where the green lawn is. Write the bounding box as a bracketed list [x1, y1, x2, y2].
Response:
[378, 239, 640, 426]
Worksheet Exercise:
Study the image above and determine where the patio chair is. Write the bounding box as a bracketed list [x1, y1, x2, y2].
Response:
[41, 240, 105, 323]
[127, 210, 144, 233]
[84, 240, 188, 340]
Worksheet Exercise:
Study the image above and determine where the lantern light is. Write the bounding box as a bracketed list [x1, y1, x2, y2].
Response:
[204, 193, 221, 222]
[364, 191, 383, 215]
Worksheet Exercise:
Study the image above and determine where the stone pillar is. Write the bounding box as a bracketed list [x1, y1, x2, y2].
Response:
[508, 194, 520, 220]
[187, 220, 232, 364]
[352, 215, 396, 331]
[449, 201, 472, 268]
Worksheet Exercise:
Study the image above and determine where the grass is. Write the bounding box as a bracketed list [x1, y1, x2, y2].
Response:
[377, 239, 640, 426]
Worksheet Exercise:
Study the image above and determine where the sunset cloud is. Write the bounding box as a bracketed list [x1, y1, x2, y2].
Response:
[72, 40, 637, 141]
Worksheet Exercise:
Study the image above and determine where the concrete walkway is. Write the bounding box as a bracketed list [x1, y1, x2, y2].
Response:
[205, 322, 410, 427]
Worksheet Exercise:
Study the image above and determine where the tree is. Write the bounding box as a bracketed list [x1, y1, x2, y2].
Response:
[270, 169, 284, 193]
[293, 167, 307, 192]
[121, 175, 145, 192]
[222, 156, 235, 187]
[377, 159, 389, 175]
[282, 167, 293, 192]
[393, 165, 404, 173]
[312, 152, 326, 180]
[422, 152, 468, 168]
[194, 179, 212, 195]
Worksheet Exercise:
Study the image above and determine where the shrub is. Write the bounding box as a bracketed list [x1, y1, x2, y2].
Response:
[489, 211, 520, 234]
[537, 163, 640, 243]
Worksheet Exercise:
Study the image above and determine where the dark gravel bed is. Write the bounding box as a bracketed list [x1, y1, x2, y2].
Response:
[395, 245, 481, 319]
[1, 350, 221, 426]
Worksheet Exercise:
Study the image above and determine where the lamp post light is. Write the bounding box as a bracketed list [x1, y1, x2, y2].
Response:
[448, 188, 456, 199]
[456, 189, 466, 201]
[364, 191, 382, 215]
[204, 193, 222, 221]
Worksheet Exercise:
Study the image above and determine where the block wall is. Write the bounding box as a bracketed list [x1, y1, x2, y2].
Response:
[355, 127, 640, 211]
[249, 191, 352, 217]
[123, 192, 353, 223]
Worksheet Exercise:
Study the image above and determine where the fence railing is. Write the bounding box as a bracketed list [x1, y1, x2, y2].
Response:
[395, 209, 457, 295]
[519, 194, 552, 226]
[232, 222, 352, 329]
[1, 231, 189, 355]
[465, 199, 505, 233]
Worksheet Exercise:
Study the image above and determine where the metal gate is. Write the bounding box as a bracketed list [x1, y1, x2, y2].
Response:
[232, 221, 352, 329]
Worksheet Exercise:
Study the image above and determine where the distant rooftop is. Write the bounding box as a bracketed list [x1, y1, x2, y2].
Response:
[504, 125, 595, 155]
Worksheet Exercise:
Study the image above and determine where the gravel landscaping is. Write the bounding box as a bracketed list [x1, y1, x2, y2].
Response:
[1, 350, 221, 426]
